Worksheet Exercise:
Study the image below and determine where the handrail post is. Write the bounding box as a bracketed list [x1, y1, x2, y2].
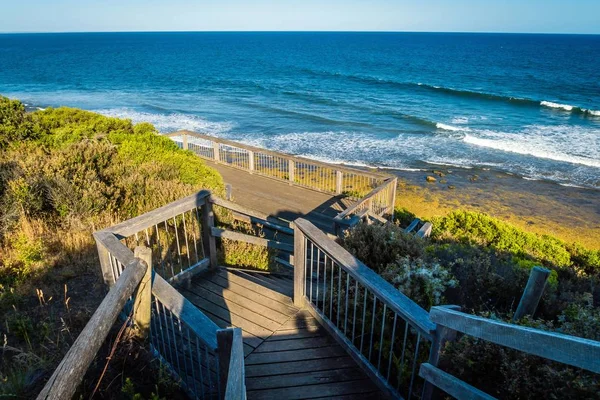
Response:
[513, 266, 550, 321]
[248, 150, 254, 173]
[213, 141, 221, 162]
[203, 198, 218, 269]
[288, 159, 295, 184]
[390, 178, 397, 221]
[217, 328, 245, 400]
[182, 134, 188, 150]
[293, 222, 306, 307]
[133, 246, 152, 338]
[335, 170, 343, 194]
[422, 305, 461, 400]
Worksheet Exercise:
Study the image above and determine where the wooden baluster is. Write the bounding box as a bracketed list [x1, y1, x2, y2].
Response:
[293, 223, 306, 307]
[133, 246, 152, 338]
[202, 198, 218, 269]
[336, 170, 343, 194]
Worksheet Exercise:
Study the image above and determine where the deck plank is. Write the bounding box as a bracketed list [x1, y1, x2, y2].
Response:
[214, 269, 295, 306]
[206, 273, 297, 316]
[246, 379, 378, 400]
[245, 345, 348, 365]
[181, 285, 283, 331]
[181, 267, 381, 399]
[244, 357, 357, 378]
[245, 368, 365, 390]
[190, 278, 291, 324]
[252, 336, 335, 353]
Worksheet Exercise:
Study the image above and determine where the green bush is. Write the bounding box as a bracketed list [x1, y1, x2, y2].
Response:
[380, 256, 456, 309]
[341, 222, 424, 273]
[431, 210, 575, 269]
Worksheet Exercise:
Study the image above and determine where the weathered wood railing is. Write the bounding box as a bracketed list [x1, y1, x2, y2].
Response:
[91, 190, 246, 399]
[39, 191, 247, 399]
[37, 253, 148, 399]
[333, 177, 397, 234]
[420, 306, 600, 399]
[293, 218, 435, 399]
[166, 131, 396, 231]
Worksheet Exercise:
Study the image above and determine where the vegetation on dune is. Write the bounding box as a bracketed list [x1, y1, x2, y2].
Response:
[0, 96, 223, 398]
[342, 209, 599, 399]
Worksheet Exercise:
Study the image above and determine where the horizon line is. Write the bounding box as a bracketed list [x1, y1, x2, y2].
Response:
[1, 30, 599, 35]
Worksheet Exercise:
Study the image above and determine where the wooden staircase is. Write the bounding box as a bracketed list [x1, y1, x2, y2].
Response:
[178, 267, 382, 399]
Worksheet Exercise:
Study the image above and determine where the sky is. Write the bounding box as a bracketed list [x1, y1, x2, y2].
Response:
[1, 0, 599, 34]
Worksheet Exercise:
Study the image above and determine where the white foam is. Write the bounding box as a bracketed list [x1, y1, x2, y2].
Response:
[436, 123, 463, 132]
[463, 129, 600, 168]
[540, 101, 574, 111]
[96, 108, 233, 135]
[425, 161, 474, 169]
[451, 117, 469, 124]
[586, 109, 600, 117]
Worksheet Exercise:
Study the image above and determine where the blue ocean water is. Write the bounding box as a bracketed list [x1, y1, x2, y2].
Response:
[1, 32, 599, 188]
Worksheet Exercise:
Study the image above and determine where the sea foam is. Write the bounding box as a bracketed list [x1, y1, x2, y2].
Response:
[436, 123, 463, 132]
[540, 101, 574, 111]
[463, 133, 600, 169]
[97, 108, 233, 134]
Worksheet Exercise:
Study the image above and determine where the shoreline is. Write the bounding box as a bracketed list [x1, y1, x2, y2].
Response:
[384, 164, 600, 249]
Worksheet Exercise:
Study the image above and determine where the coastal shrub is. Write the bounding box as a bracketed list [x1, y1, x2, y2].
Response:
[380, 256, 456, 309]
[0, 97, 37, 148]
[341, 222, 424, 273]
[431, 210, 573, 268]
[441, 333, 600, 399]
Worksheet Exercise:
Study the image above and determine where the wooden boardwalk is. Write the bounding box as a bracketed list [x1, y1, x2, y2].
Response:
[179, 267, 381, 399]
[204, 160, 353, 232]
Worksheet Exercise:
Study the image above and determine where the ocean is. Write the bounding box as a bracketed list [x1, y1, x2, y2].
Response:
[1, 32, 599, 188]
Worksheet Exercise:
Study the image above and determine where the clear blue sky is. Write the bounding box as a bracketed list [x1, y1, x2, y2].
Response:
[1, 0, 599, 34]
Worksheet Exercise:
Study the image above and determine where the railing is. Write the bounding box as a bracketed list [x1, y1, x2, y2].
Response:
[333, 177, 397, 234]
[91, 190, 245, 400]
[166, 131, 397, 231]
[40, 191, 246, 399]
[293, 218, 435, 399]
[421, 307, 600, 399]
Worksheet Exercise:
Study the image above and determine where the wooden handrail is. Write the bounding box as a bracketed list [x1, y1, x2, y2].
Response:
[294, 218, 436, 338]
[101, 190, 211, 238]
[334, 178, 395, 221]
[429, 306, 600, 374]
[152, 273, 220, 351]
[217, 328, 246, 399]
[37, 259, 147, 400]
[167, 130, 389, 180]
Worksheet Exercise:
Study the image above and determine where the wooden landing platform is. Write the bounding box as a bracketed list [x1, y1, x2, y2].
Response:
[179, 267, 382, 399]
[204, 160, 353, 232]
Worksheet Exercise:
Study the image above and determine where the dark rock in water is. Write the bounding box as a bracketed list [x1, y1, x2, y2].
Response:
[448, 185, 456, 189]
[426, 176, 437, 182]
[433, 170, 446, 177]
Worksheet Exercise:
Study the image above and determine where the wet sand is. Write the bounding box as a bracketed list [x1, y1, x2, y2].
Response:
[385, 166, 600, 249]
